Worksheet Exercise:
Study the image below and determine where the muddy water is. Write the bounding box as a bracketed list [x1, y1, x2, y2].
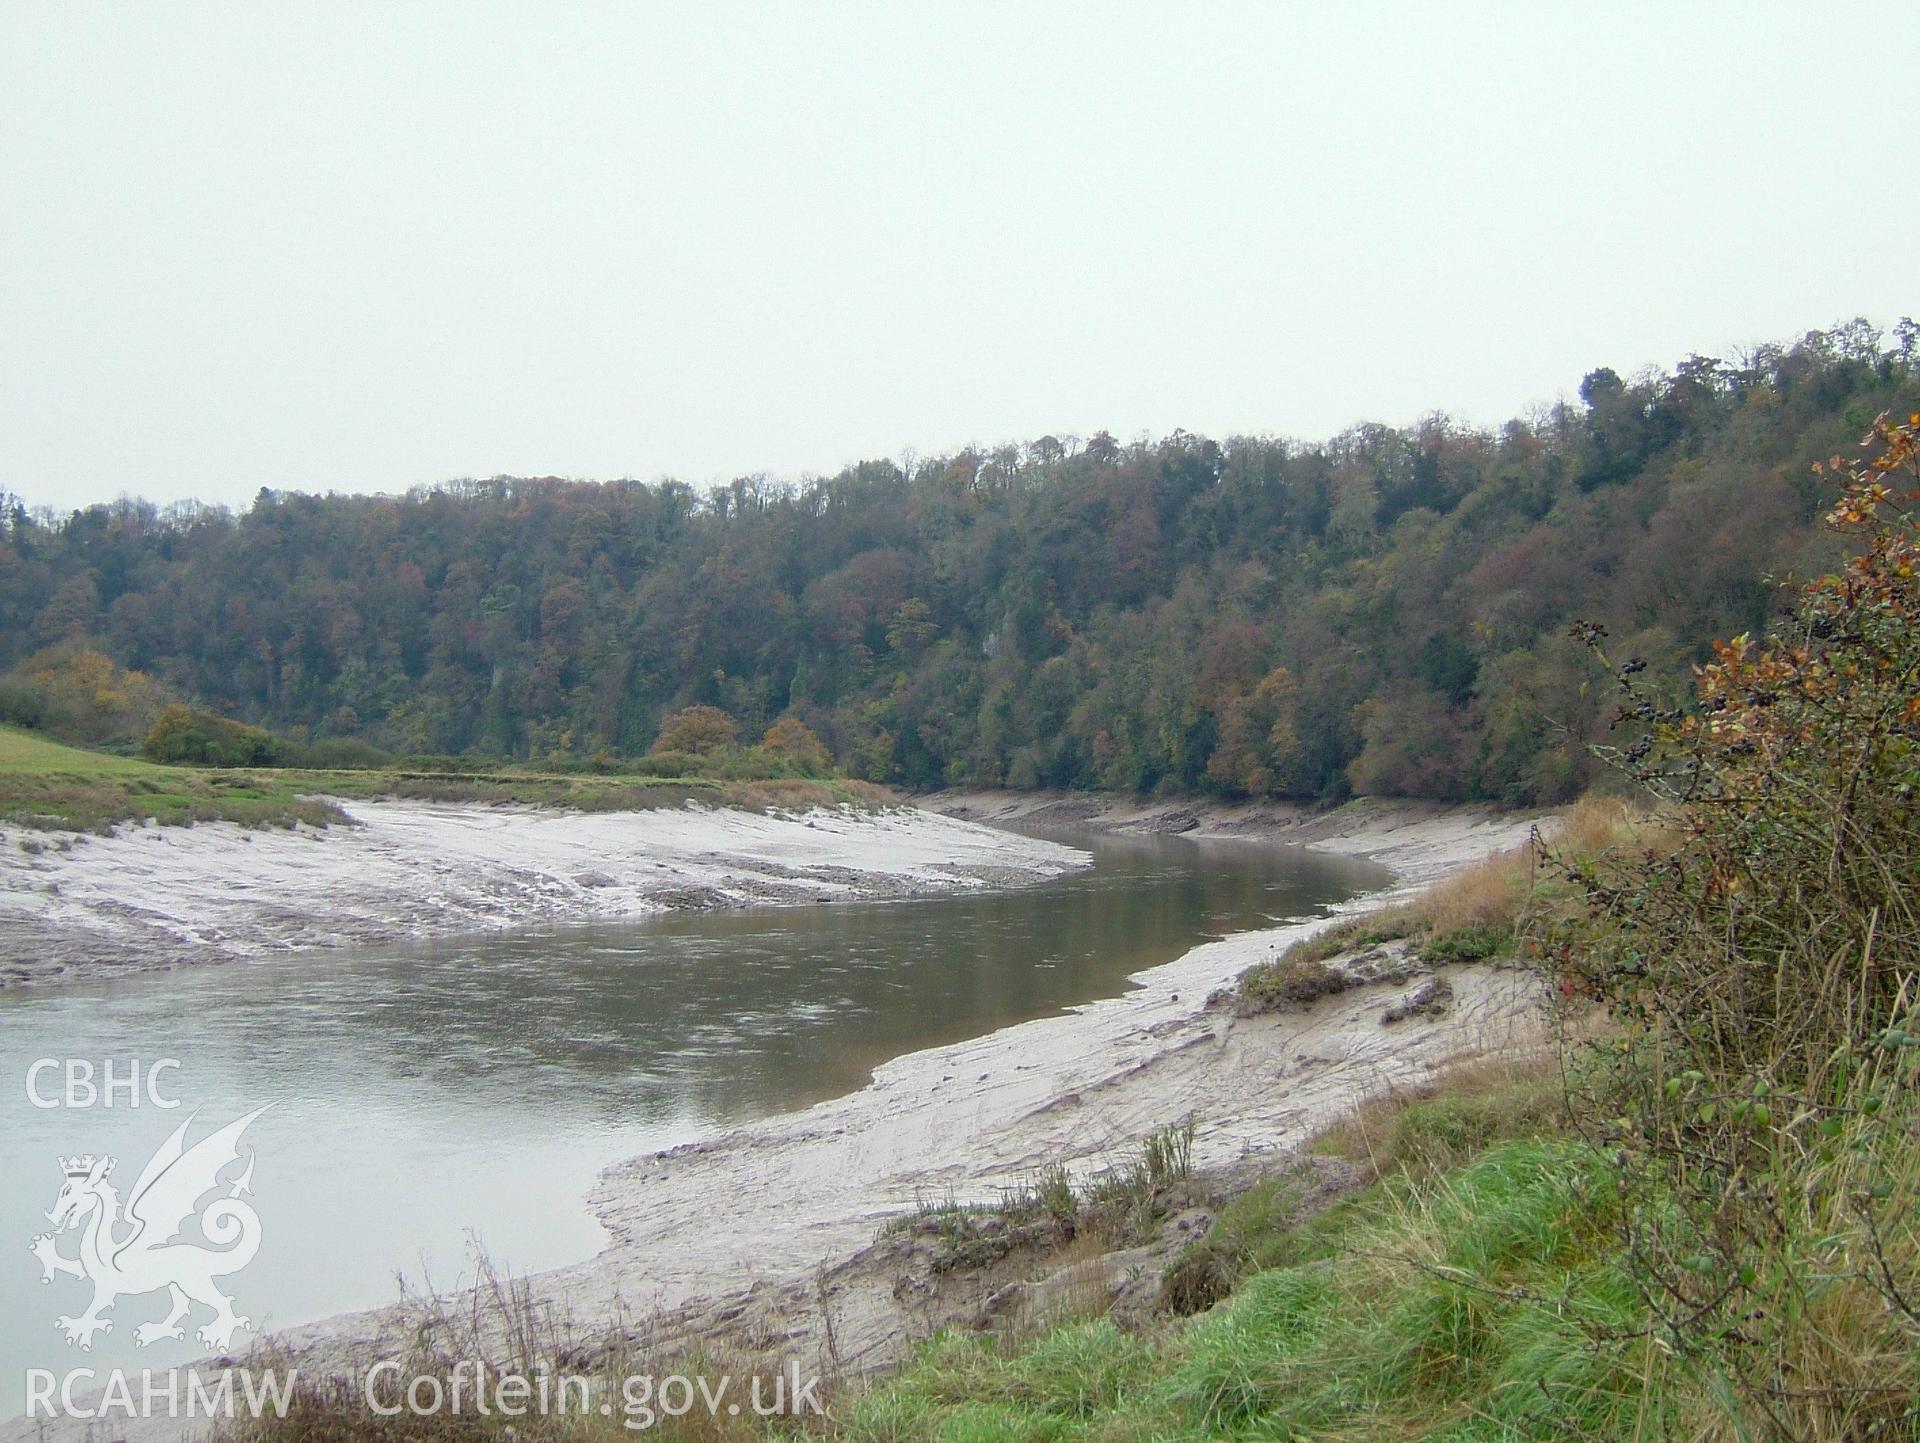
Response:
[0, 830, 1385, 1414]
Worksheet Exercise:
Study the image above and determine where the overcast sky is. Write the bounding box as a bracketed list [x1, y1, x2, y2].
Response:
[2, 3, 1913, 513]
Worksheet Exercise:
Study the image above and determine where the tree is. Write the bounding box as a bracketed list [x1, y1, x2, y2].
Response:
[1345, 683, 1473, 799]
[884, 598, 936, 657]
[1205, 666, 1302, 796]
[651, 704, 739, 756]
[0, 324, 1906, 804]
[760, 716, 831, 774]
[16, 644, 171, 746]
[1549, 411, 1920, 1428]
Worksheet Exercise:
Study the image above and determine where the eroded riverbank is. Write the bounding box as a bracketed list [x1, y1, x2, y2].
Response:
[923, 788, 1540, 883]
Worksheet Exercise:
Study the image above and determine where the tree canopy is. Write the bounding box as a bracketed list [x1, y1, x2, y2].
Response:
[2, 321, 1912, 805]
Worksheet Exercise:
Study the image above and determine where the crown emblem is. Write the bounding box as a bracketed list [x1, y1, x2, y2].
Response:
[61, 1155, 110, 1179]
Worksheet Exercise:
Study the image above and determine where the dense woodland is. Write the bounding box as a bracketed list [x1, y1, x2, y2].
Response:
[2, 319, 1914, 804]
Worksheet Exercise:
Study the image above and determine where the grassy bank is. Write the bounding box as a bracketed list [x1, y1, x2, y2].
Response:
[845, 1127, 1650, 1441]
[210, 1061, 1608, 1443]
[0, 724, 892, 833]
[0, 725, 347, 832]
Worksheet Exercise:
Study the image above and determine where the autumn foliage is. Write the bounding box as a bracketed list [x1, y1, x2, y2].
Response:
[650, 704, 740, 757]
[760, 716, 830, 774]
[7, 645, 170, 747]
[1, 323, 1914, 801]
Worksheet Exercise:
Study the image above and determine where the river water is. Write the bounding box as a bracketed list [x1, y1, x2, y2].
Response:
[0, 829, 1386, 1415]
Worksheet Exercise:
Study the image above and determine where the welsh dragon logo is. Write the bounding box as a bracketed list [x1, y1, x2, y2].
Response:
[28, 1107, 268, 1353]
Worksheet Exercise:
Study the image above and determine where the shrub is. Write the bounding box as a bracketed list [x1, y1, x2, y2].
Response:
[143, 703, 285, 767]
[0, 677, 45, 728]
[1234, 956, 1349, 1015]
[1550, 411, 1920, 1436]
[1415, 922, 1508, 964]
[295, 736, 394, 770]
[398, 753, 505, 775]
[629, 749, 703, 778]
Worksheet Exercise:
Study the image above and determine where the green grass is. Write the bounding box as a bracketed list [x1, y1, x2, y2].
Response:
[0, 726, 155, 776]
[209, 1055, 1827, 1443]
[1307, 1062, 1571, 1182]
[0, 724, 346, 832]
[0, 724, 892, 833]
[1162, 1066, 1570, 1316]
[842, 1140, 1676, 1443]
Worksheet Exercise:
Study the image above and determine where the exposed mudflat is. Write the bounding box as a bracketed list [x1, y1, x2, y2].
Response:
[922, 788, 1543, 884]
[0, 800, 1089, 987]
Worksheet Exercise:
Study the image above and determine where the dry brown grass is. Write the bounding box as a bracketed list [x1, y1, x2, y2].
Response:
[1393, 796, 1651, 936]
[1308, 1050, 1571, 1185]
[1553, 793, 1642, 855]
[1409, 846, 1535, 934]
[1250, 794, 1654, 988]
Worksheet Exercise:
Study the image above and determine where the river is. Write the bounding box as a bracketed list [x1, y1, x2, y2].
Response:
[0, 828, 1386, 1415]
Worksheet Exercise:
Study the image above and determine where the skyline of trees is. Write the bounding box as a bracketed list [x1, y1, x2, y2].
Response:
[1, 319, 1913, 805]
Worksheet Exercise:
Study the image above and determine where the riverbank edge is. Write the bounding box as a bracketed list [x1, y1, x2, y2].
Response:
[920, 787, 1543, 884]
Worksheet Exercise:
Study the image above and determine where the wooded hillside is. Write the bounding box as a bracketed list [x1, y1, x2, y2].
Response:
[3, 320, 1912, 804]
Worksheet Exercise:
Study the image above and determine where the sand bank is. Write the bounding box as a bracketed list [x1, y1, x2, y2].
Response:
[0, 799, 1088, 986]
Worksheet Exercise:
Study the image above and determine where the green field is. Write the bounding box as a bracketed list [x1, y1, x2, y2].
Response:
[0, 725, 349, 832]
[0, 725, 887, 834]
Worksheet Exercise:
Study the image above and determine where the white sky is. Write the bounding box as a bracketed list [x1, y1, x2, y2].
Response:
[2, 2, 1913, 512]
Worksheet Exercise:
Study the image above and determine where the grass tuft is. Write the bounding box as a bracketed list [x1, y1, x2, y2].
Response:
[1231, 955, 1350, 1016]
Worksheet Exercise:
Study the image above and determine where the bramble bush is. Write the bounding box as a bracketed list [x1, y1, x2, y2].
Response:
[1551, 412, 1920, 1439]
